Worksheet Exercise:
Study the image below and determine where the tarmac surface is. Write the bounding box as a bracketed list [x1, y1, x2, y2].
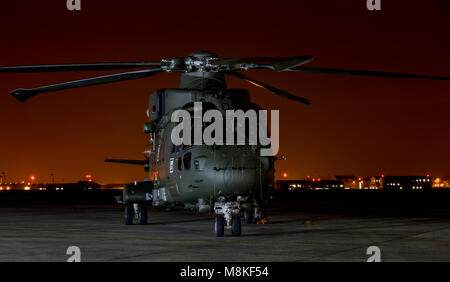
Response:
[0, 198, 449, 262]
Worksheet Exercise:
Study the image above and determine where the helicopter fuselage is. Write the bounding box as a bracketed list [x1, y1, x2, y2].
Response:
[145, 85, 275, 209]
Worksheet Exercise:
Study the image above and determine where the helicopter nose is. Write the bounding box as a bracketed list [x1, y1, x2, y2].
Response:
[207, 147, 260, 196]
[180, 146, 261, 197]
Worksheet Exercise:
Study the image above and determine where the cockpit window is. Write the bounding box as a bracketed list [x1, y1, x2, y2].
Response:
[172, 144, 182, 153]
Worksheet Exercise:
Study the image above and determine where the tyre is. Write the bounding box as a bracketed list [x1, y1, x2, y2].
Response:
[260, 208, 267, 220]
[139, 205, 148, 225]
[125, 204, 133, 225]
[231, 215, 241, 236]
[215, 216, 224, 237]
[244, 211, 253, 224]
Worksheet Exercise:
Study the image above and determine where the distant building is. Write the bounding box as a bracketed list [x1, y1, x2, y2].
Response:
[0, 181, 100, 191]
[433, 177, 450, 188]
[45, 181, 101, 191]
[0, 183, 30, 191]
[334, 175, 359, 189]
[383, 176, 432, 191]
[370, 176, 383, 189]
[275, 180, 344, 191]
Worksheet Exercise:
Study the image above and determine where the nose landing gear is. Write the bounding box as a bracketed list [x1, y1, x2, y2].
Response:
[214, 197, 242, 237]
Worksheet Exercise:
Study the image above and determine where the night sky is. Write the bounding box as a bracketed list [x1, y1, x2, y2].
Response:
[0, 0, 449, 184]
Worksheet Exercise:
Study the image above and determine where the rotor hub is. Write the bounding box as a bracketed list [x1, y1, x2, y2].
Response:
[161, 51, 229, 73]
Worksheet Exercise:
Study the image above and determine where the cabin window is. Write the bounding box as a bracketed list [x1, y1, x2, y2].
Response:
[178, 157, 183, 171]
[183, 152, 192, 170]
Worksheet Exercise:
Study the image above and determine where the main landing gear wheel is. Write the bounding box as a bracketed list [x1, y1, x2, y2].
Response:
[125, 204, 133, 225]
[139, 205, 148, 225]
[244, 211, 253, 224]
[231, 215, 242, 236]
[215, 216, 224, 237]
[125, 203, 148, 225]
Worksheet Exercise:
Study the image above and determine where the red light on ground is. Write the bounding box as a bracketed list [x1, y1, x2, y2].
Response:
[30, 176, 35, 181]
[426, 174, 430, 178]
[381, 174, 385, 178]
[307, 175, 311, 179]
[358, 177, 362, 181]
[282, 172, 288, 178]
[318, 178, 321, 182]
[312, 178, 316, 182]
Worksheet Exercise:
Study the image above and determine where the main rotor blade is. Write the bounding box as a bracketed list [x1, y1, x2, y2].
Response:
[105, 159, 147, 165]
[212, 56, 314, 71]
[0, 62, 161, 73]
[287, 67, 450, 81]
[227, 71, 310, 105]
[272, 56, 314, 71]
[10, 68, 162, 102]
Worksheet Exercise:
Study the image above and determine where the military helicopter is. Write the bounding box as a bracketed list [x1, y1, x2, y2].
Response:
[1, 50, 449, 237]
